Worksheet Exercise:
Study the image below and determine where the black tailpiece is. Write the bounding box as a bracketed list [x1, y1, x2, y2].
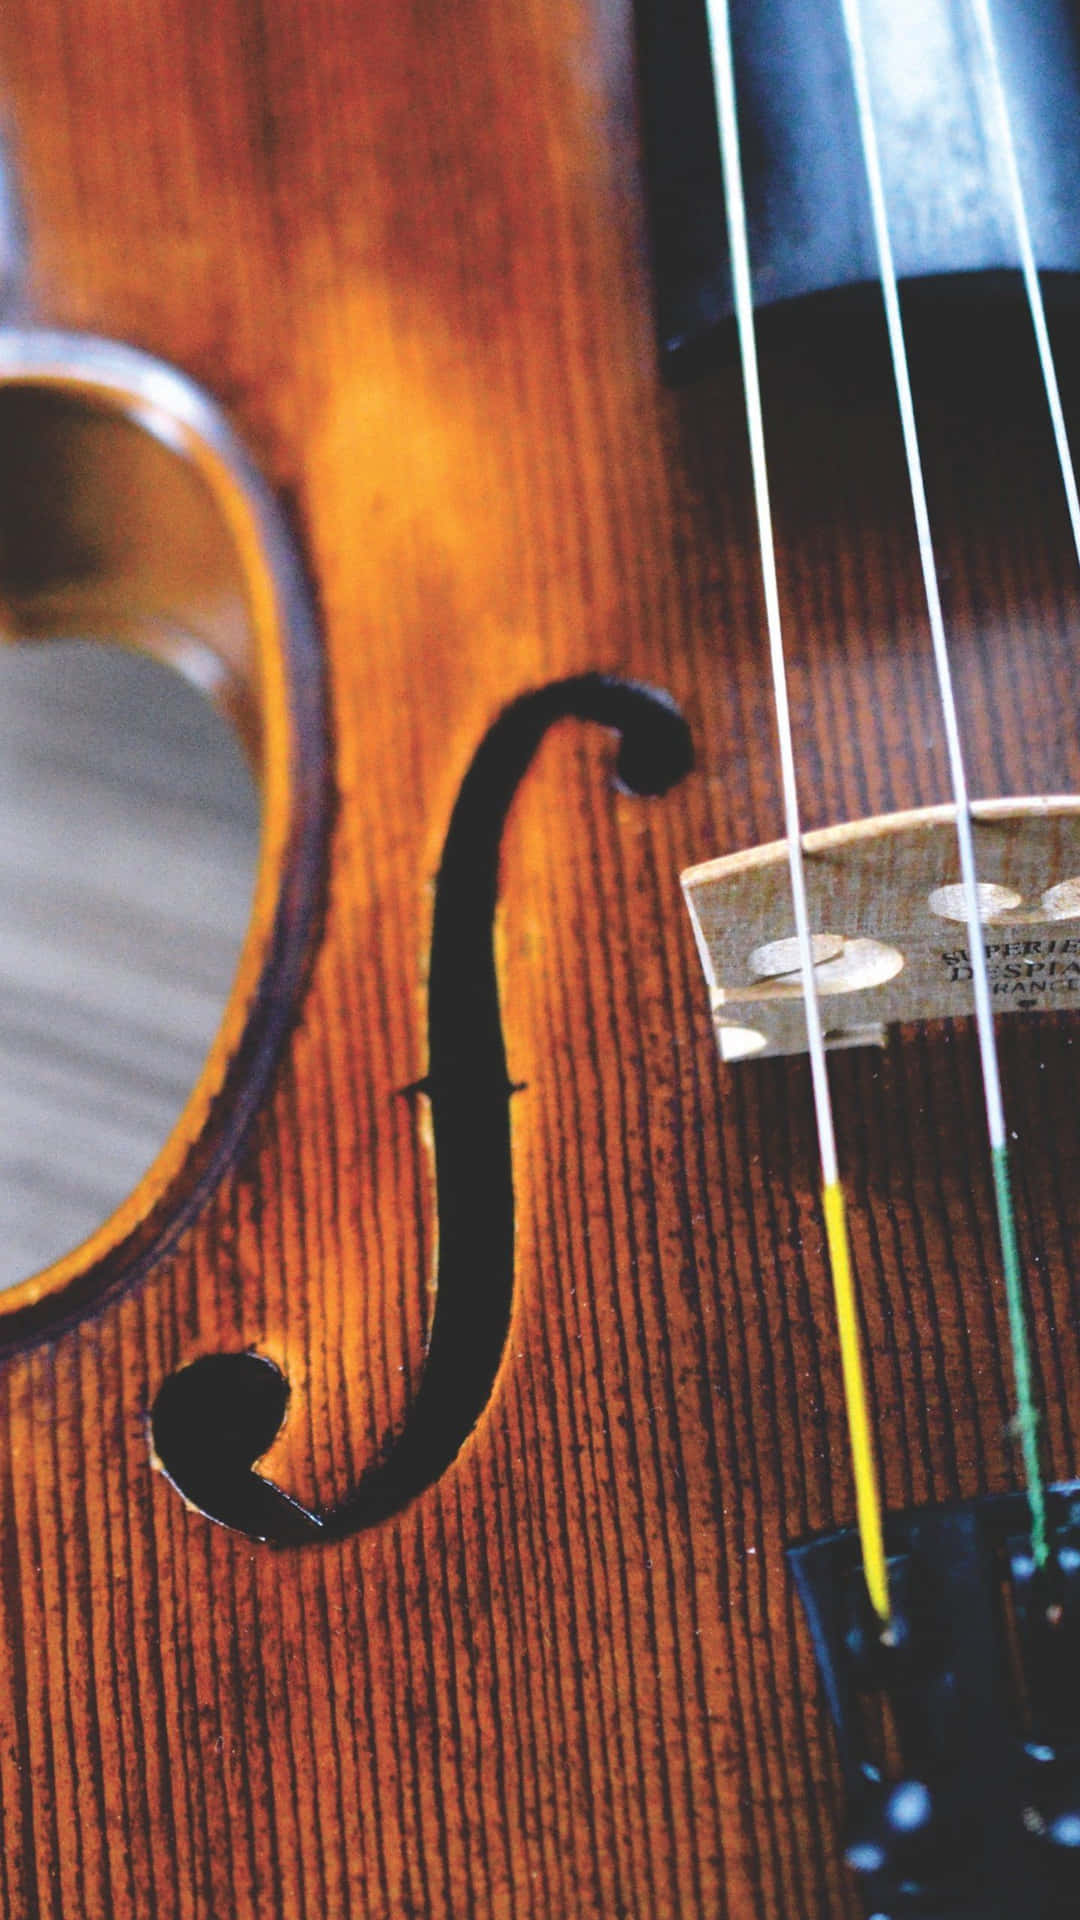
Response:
[789, 1483, 1080, 1918]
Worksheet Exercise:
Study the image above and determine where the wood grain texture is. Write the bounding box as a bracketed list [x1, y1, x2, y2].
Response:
[0, 2, 1077, 1915]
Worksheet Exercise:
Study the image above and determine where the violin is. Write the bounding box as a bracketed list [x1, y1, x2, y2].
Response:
[1, 0, 1079, 1912]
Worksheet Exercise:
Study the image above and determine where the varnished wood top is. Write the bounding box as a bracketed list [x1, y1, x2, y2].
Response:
[0, 1, 1077, 1915]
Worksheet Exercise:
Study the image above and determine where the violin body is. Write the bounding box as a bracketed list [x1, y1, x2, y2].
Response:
[1, 2, 1079, 1914]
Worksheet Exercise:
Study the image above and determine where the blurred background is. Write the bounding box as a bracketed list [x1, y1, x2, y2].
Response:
[0, 639, 259, 1287]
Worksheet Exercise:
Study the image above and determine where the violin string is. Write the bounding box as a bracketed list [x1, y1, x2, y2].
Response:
[970, 0, 1080, 1555]
[704, 0, 891, 1622]
[971, 0, 1080, 571]
[838, 0, 1048, 1565]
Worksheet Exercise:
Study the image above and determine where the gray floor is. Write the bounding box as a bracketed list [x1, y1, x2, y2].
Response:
[0, 641, 259, 1288]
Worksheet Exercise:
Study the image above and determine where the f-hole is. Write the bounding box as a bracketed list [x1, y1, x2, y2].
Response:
[151, 674, 693, 1542]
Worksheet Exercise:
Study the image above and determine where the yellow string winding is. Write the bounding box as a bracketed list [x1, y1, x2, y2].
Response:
[822, 1181, 890, 1622]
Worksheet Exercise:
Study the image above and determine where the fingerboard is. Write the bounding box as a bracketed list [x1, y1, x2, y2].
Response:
[636, 0, 1080, 378]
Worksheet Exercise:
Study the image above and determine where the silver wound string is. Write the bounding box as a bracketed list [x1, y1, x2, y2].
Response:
[702, 0, 841, 1186]
[971, 0, 1080, 571]
[838, 0, 1007, 1154]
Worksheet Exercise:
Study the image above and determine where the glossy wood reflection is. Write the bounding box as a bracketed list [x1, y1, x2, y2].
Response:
[0, 1, 1077, 1916]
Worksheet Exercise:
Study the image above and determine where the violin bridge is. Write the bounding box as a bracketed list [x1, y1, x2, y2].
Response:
[681, 797, 1080, 1062]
